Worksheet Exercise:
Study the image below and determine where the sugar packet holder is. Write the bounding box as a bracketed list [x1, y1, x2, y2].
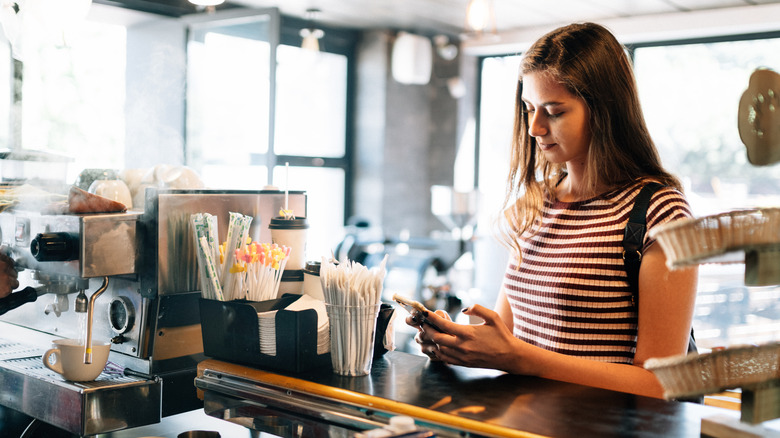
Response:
[199, 295, 330, 373]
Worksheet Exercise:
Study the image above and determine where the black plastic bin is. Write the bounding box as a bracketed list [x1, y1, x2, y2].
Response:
[199, 295, 331, 373]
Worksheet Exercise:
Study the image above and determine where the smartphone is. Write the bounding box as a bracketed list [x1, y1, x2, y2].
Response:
[391, 293, 445, 333]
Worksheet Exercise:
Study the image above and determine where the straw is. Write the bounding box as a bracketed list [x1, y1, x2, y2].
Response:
[199, 235, 224, 301]
[221, 212, 253, 301]
[192, 213, 224, 300]
[193, 211, 291, 303]
[236, 242, 291, 302]
[285, 162, 289, 213]
[320, 255, 388, 375]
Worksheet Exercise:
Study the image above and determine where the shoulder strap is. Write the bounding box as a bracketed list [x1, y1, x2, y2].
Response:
[623, 182, 699, 358]
[623, 182, 664, 299]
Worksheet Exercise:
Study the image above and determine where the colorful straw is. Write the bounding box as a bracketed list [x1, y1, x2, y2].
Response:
[192, 211, 291, 302]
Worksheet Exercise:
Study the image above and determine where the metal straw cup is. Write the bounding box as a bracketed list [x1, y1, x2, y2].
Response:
[325, 303, 381, 376]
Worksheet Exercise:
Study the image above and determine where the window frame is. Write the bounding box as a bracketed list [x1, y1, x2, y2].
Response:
[182, 9, 358, 224]
[277, 15, 358, 223]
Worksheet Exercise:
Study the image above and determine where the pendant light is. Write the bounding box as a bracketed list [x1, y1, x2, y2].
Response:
[300, 8, 324, 51]
[188, 0, 225, 6]
[463, 0, 497, 40]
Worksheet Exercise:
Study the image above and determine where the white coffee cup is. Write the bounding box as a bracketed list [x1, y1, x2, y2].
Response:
[269, 217, 309, 271]
[43, 338, 110, 381]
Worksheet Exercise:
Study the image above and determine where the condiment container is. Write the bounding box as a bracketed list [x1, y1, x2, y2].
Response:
[303, 261, 324, 300]
[278, 269, 303, 295]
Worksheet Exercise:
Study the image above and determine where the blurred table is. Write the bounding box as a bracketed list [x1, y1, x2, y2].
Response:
[195, 351, 728, 437]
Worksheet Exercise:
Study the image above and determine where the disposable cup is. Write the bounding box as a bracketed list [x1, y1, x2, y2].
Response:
[325, 303, 381, 376]
[269, 217, 309, 270]
[42, 338, 110, 381]
[303, 261, 324, 300]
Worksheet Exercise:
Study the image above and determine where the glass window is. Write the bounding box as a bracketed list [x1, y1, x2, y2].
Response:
[275, 44, 347, 158]
[273, 43, 350, 259]
[185, 10, 352, 261]
[19, 16, 126, 183]
[634, 36, 780, 350]
[475, 56, 520, 307]
[0, 37, 10, 150]
[186, 14, 273, 188]
[1, 5, 351, 262]
[272, 164, 345, 260]
[477, 56, 520, 216]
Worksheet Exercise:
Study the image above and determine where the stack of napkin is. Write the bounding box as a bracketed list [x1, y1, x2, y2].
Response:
[257, 294, 329, 356]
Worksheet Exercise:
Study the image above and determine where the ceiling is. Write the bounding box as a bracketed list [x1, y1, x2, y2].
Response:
[97, 0, 780, 37]
[92, 0, 780, 55]
[221, 0, 780, 37]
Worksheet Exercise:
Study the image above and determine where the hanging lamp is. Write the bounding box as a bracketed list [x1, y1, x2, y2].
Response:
[300, 8, 324, 51]
[462, 0, 498, 40]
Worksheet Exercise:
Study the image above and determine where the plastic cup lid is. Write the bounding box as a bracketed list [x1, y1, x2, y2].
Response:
[269, 217, 309, 229]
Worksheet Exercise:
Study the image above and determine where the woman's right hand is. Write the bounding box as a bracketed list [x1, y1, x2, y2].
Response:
[0, 253, 19, 299]
[405, 309, 451, 361]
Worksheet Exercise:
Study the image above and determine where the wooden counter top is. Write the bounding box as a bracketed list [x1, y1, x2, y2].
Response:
[196, 351, 728, 437]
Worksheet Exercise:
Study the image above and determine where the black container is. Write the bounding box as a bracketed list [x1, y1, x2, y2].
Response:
[199, 295, 330, 373]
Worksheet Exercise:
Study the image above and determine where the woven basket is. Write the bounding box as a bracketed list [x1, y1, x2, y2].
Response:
[645, 342, 780, 399]
[649, 208, 780, 267]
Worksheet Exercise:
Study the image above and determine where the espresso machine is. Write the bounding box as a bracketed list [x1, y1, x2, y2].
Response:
[0, 188, 306, 436]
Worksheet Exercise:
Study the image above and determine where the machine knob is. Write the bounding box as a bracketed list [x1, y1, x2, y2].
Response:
[30, 232, 79, 262]
[109, 296, 135, 334]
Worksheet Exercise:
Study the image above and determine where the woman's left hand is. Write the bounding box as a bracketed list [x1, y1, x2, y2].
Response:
[425, 304, 526, 373]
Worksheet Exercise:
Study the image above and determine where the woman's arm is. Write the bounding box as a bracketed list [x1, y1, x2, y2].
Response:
[427, 243, 698, 399]
[493, 287, 514, 331]
[633, 242, 698, 366]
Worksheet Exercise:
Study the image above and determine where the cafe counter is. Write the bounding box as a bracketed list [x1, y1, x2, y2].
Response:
[195, 351, 733, 437]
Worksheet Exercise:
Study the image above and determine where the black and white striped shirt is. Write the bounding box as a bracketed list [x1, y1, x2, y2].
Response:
[503, 181, 692, 364]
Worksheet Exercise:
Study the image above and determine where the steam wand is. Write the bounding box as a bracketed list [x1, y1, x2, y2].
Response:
[84, 277, 109, 364]
[75, 290, 88, 313]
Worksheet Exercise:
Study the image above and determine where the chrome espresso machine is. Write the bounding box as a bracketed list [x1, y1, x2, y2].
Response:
[0, 188, 306, 436]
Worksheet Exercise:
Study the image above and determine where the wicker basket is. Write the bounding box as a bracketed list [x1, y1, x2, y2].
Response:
[649, 208, 780, 267]
[645, 342, 780, 399]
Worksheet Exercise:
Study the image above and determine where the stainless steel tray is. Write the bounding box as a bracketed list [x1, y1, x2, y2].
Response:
[0, 337, 161, 436]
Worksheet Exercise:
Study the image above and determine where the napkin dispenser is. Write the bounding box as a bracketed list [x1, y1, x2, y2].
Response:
[199, 295, 330, 373]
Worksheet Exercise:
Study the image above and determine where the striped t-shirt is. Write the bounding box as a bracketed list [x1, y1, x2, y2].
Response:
[503, 181, 692, 364]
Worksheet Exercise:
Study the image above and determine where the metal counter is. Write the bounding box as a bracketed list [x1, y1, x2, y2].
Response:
[195, 351, 730, 437]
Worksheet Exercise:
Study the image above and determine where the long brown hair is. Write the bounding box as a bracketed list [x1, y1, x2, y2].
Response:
[499, 22, 682, 255]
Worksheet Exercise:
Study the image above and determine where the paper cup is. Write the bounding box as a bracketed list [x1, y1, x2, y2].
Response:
[303, 261, 324, 300]
[269, 217, 309, 270]
[43, 338, 110, 381]
[325, 303, 381, 376]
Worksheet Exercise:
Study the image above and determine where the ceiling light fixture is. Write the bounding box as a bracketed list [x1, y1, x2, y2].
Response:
[300, 8, 324, 51]
[463, 0, 497, 39]
[188, 0, 225, 6]
[433, 35, 458, 61]
[391, 32, 432, 85]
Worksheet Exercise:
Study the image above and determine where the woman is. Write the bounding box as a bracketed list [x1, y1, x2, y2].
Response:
[409, 22, 698, 399]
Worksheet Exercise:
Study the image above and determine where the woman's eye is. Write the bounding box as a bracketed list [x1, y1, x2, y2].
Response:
[548, 111, 563, 119]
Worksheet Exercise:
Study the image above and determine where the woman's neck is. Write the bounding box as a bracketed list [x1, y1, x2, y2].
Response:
[556, 168, 605, 202]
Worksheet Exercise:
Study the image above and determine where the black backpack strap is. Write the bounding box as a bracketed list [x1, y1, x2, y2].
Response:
[622, 182, 700, 362]
[623, 182, 664, 299]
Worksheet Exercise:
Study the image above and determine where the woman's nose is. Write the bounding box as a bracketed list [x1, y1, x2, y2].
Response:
[527, 112, 547, 137]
